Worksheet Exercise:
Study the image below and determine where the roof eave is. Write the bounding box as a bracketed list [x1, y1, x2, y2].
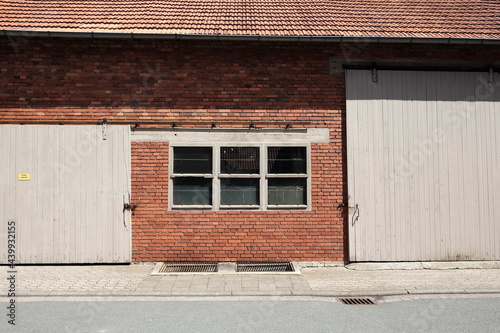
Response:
[1, 30, 499, 45]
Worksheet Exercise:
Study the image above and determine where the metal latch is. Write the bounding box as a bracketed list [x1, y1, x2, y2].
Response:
[123, 203, 138, 211]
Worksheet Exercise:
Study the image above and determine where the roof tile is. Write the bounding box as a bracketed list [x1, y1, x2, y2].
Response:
[0, 0, 499, 39]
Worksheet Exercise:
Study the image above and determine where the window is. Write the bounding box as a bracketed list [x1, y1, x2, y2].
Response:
[172, 147, 212, 207]
[220, 147, 260, 208]
[267, 147, 307, 207]
[170, 145, 309, 210]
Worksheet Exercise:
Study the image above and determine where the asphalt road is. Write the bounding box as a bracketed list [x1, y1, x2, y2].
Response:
[2, 296, 500, 333]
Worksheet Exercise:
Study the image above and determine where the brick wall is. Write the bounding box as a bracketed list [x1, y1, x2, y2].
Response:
[1, 37, 499, 261]
[131, 141, 344, 262]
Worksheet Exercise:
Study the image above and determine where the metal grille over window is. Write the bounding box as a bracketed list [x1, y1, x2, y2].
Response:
[221, 147, 259, 174]
[267, 147, 307, 207]
[220, 147, 260, 207]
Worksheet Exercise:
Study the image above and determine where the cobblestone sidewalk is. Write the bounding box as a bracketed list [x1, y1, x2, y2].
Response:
[1, 263, 500, 297]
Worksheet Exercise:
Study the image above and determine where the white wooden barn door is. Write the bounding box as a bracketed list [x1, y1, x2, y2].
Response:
[0, 125, 131, 263]
[346, 70, 500, 261]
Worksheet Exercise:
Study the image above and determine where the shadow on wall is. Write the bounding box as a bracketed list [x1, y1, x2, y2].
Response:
[0, 38, 341, 112]
[347, 70, 500, 101]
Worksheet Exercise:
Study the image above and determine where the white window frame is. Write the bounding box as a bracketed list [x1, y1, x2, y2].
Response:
[169, 143, 311, 211]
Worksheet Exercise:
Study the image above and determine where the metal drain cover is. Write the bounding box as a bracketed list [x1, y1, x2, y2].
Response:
[338, 297, 376, 305]
[236, 261, 294, 272]
[159, 262, 218, 273]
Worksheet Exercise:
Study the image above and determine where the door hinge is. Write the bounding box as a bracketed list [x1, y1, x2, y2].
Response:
[101, 118, 108, 140]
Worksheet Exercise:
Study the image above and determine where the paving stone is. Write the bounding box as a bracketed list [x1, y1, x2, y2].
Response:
[190, 280, 209, 286]
[4, 263, 500, 298]
[241, 283, 259, 289]
[275, 281, 293, 288]
[258, 284, 277, 291]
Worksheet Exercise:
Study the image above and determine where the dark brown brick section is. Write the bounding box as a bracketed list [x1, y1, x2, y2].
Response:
[1, 37, 499, 261]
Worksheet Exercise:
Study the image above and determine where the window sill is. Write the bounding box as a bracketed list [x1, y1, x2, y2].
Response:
[171, 205, 212, 210]
[218, 174, 261, 178]
[219, 205, 260, 209]
[267, 205, 308, 209]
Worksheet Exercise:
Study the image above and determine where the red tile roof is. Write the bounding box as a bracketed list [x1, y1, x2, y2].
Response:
[1, 0, 499, 39]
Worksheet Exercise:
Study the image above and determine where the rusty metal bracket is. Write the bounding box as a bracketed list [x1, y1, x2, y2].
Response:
[123, 203, 138, 211]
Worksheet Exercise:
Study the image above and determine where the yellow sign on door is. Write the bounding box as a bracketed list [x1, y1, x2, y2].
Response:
[17, 173, 31, 181]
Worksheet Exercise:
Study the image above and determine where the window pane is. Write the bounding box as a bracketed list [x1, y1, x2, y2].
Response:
[173, 178, 212, 206]
[173, 147, 212, 174]
[268, 147, 306, 174]
[220, 147, 259, 174]
[221, 179, 259, 206]
[268, 178, 306, 205]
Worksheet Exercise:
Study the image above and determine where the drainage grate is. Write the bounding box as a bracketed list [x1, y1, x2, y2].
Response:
[338, 297, 376, 305]
[159, 262, 218, 273]
[236, 261, 294, 272]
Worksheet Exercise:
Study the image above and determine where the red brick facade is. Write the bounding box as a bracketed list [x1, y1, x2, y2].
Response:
[1, 37, 499, 261]
[131, 141, 343, 261]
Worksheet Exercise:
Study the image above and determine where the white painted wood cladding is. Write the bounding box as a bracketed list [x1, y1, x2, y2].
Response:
[347, 70, 500, 261]
[0, 125, 131, 263]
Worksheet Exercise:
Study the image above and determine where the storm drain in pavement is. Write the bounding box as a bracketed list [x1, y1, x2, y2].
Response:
[236, 261, 295, 272]
[159, 262, 218, 273]
[338, 297, 376, 305]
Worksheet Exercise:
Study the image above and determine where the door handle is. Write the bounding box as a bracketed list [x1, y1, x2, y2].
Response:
[351, 204, 359, 226]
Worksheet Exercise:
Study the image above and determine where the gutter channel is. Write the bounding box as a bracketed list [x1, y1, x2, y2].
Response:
[2, 29, 499, 45]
